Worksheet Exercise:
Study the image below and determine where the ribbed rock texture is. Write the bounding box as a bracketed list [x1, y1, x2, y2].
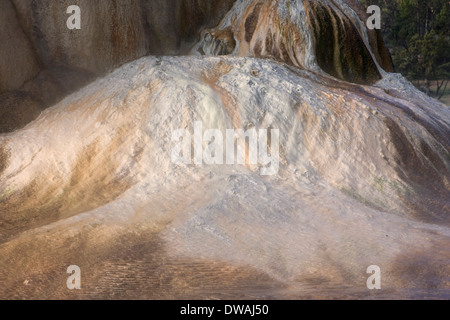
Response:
[0, 0, 448, 299]
[194, 0, 393, 84]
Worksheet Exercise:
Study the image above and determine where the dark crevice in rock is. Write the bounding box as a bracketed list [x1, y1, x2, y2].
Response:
[0, 143, 10, 177]
[245, 3, 262, 43]
[304, 0, 382, 84]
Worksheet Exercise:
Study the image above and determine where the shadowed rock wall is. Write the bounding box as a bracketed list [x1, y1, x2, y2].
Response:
[0, 0, 236, 132]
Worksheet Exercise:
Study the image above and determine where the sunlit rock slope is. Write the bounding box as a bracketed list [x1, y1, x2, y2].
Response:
[0, 0, 449, 299]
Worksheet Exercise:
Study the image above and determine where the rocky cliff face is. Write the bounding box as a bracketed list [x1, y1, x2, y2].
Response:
[1, 0, 394, 132]
[194, 0, 393, 84]
[0, 0, 448, 299]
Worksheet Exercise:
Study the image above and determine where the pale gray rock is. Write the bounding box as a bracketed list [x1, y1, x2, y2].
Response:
[0, 56, 448, 299]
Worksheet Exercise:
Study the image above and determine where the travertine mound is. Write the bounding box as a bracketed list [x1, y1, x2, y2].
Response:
[0, 0, 448, 299]
[0, 56, 448, 299]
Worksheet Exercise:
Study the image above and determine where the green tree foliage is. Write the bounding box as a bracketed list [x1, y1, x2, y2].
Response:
[359, 0, 449, 100]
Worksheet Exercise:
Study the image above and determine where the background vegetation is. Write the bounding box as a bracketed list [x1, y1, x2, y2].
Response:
[359, 0, 450, 104]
